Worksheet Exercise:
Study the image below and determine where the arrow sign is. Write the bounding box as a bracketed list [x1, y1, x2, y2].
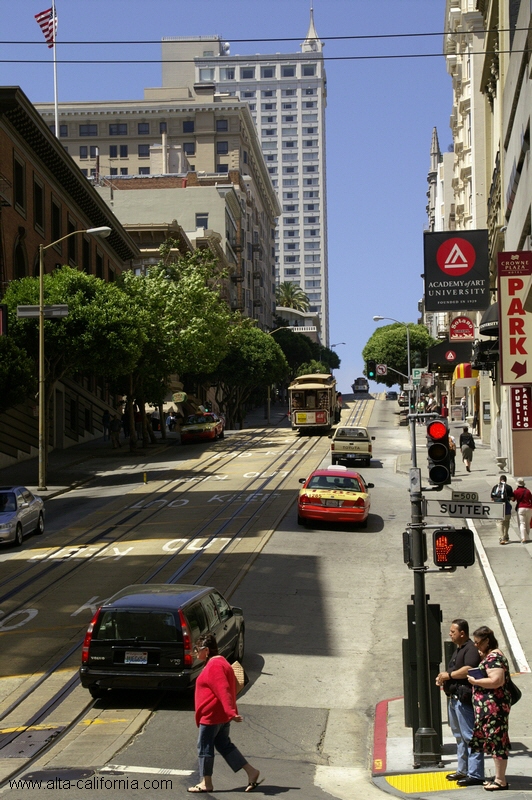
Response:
[511, 361, 527, 379]
[376, 364, 387, 376]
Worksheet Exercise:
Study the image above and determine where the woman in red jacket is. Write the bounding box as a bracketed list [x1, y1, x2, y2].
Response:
[188, 633, 262, 794]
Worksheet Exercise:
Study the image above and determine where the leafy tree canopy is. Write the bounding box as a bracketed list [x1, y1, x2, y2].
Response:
[0, 336, 36, 414]
[270, 328, 315, 378]
[296, 359, 330, 376]
[362, 323, 437, 387]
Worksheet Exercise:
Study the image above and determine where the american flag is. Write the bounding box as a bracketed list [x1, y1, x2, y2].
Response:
[35, 7, 57, 49]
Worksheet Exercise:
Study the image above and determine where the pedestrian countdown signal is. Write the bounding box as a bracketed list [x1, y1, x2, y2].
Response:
[433, 528, 475, 568]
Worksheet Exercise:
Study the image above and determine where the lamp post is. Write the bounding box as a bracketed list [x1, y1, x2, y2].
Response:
[38, 226, 112, 490]
[372, 313, 440, 765]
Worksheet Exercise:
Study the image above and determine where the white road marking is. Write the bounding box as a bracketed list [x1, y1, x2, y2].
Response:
[101, 764, 193, 776]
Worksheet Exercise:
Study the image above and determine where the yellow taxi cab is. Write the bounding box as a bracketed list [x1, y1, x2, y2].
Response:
[181, 412, 225, 444]
[297, 465, 373, 528]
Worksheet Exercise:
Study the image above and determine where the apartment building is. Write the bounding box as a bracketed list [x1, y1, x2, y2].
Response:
[160, 10, 329, 342]
[35, 88, 280, 329]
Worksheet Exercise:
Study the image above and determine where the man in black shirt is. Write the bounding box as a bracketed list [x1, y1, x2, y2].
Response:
[436, 618, 484, 786]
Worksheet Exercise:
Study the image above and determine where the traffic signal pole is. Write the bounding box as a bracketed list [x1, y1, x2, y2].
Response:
[409, 414, 441, 767]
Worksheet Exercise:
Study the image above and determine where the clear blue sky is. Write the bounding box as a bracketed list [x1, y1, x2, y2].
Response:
[4, 0, 451, 393]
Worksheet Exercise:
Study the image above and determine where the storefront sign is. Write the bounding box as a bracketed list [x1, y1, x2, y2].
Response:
[449, 316, 475, 341]
[511, 386, 532, 430]
[498, 251, 532, 384]
[424, 231, 490, 312]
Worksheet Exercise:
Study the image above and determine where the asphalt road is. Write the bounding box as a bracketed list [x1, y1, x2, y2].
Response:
[0, 397, 503, 800]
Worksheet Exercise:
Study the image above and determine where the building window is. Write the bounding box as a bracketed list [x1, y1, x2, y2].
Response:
[242, 90, 255, 98]
[243, 150, 248, 163]
[49, 123, 68, 137]
[305, 254, 320, 263]
[33, 179, 44, 230]
[304, 241, 320, 250]
[262, 90, 274, 97]
[283, 167, 297, 174]
[283, 141, 296, 148]
[285, 268, 300, 275]
[304, 190, 319, 199]
[80, 168, 88, 177]
[304, 178, 319, 186]
[284, 230, 298, 238]
[79, 123, 97, 136]
[305, 87, 317, 95]
[120, 167, 128, 175]
[79, 145, 88, 160]
[282, 128, 297, 136]
[268, 167, 277, 175]
[304, 165, 317, 173]
[217, 164, 229, 173]
[217, 141, 229, 154]
[67, 219, 76, 262]
[281, 66, 296, 77]
[51, 200, 61, 241]
[303, 64, 316, 76]
[283, 204, 298, 212]
[241, 67, 255, 79]
[119, 145, 128, 158]
[261, 66, 275, 78]
[160, 121, 167, 133]
[203, 50, 214, 57]
[199, 68, 215, 81]
[216, 119, 229, 132]
[183, 142, 195, 156]
[13, 156, 25, 211]
[262, 129, 276, 137]
[110, 167, 118, 175]
[138, 144, 150, 158]
[138, 167, 150, 175]
[304, 228, 319, 237]
[305, 216, 318, 224]
[109, 123, 127, 136]
[284, 217, 298, 224]
[284, 243, 299, 251]
[220, 68, 235, 80]
[90, 168, 96, 177]
[282, 115, 296, 123]
[303, 127, 317, 135]
[304, 204, 318, 212]
[96, 252, 103, 279]
[138, 122, 150, 135]
[82, 236, 91, 273]
[183, 120, 195, 133]
[196, 212, 209, 228]
[305, 266, 320, 274]
[303, 140, 317, 148]
[282, 89, 296, 96]
[283, 191, 298, 199]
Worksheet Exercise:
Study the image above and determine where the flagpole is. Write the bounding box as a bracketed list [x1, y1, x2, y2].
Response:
[52, 0, 58, 137]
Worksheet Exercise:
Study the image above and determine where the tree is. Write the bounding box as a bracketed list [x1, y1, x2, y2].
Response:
[275, 282, 310, 311]
[211, 324, 289, 428]
[315, 345, 340, 372]
[0, 336, 36, 414]
[270, 328, 315, 379]
[362, 323, 437, 387]
[296, 359, 330, 376]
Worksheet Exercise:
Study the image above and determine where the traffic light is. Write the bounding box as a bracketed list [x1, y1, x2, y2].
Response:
[366, 359, 376, 379]
[426, 418, 451, 485]
[433, 528, 475, 568]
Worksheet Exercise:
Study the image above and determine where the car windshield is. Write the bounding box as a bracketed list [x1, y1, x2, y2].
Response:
[307, 475, 364, 492]
[185, 415, 212, 425]
[334, 428, 368, 440]
[0, 492, 16, 512]
[94, 610, 180, 642]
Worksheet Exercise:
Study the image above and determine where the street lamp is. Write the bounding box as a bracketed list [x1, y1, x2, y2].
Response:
[38, 226, 112, 490]
[330, 342, 346, 347]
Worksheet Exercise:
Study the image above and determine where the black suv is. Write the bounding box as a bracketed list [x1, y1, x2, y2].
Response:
[79, 584, 245, 699]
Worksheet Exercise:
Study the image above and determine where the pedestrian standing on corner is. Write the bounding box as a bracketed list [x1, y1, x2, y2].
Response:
[449, 433, 457, 477]
[460, 395, 467, 421]
[513, 478, 532, 543]
[188, 633, 263, 794]
[459, 426, 475, 472]
[109, 415, 122, 449]
[490, 476, 514, 545]
[436, 619, 485, 787]
[101, 410, 111, 441]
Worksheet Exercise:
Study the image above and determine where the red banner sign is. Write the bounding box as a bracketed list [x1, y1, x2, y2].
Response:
[449, 316, 475, 341]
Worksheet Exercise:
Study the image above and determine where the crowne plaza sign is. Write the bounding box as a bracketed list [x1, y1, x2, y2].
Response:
[498, 251, 532, 385]
[423, 231, 490, 312]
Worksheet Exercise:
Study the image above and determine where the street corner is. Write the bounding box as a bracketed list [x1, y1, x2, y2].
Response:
[371, 697, 464, 798]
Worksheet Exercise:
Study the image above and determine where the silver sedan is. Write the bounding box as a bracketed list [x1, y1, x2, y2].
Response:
[0, 486, 45, 546]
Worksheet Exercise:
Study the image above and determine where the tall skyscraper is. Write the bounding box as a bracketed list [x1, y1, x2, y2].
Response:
[161, 10, 329, 342]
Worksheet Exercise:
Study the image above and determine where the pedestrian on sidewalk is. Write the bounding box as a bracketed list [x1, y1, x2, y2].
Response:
[436, 619, 485, 787]
[513, 478, 532, 543]
[101, 410, 111, 441]
[188, 633, 262, 794]
[468, 626, 512, 791]
[490, 476, 514, 544]
[109, 415, 122, 449]
[449, 434, 457, 477]
[459, 426, 475, 472]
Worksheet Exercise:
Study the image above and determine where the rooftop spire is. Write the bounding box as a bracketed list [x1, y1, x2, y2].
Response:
[301, 4, 323, 52]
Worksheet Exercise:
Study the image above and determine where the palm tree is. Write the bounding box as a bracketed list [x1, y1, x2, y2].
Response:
[275, 282, 310, 311]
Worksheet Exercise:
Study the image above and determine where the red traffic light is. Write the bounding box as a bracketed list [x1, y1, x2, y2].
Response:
[427, 420, 447, 440]
[433, 528, 475, 568]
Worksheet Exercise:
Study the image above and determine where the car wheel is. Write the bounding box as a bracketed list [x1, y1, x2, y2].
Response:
[13, 524, 23, 547]
[359, 517, 368, 529]
[233, 629, 245, 662]
[297, 514, 306, 527]
[366, 459, 371, 468]
[89, 685, 107, 700]
[35, 513, 45, 536]
[219, 428, 224, 439]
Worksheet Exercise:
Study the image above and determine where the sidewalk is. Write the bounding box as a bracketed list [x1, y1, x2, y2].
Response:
[373, 417, 532, 798]
[0, 403, 291, 500]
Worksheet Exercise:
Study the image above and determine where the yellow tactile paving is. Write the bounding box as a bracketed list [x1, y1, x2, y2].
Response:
[385, 772, 464, 793]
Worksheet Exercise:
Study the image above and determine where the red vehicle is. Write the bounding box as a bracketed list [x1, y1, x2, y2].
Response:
[181, 412, 225, 443]
[297, 465, 374, 528]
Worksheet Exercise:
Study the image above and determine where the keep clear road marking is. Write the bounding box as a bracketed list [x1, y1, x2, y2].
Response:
[101, 765, 193, 776]
[467, 518, 531, 674]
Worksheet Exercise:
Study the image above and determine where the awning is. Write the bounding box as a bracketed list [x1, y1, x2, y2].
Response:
[428, 340, 473, 373]
[452, 363, 479, 387]
[479, 302, 499, 337]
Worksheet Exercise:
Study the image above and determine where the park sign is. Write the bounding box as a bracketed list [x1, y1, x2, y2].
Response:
[498, 251, 532, 385]
[423, 231, 490, 312]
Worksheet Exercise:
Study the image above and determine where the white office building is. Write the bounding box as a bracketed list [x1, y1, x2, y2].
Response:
[161, 10, 329, 341]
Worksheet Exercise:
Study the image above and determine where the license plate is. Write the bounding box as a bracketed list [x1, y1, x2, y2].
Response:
[347, 453, 358, 458]
[124, 651, 148, 665]
[324, 499, 340, 507]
